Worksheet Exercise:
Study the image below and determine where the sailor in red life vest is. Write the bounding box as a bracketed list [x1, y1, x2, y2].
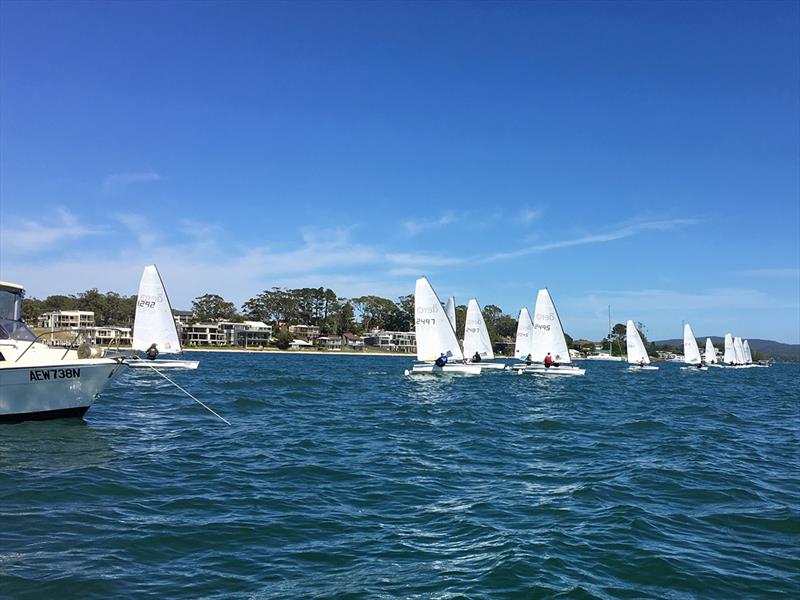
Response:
[544, 352, 553, 368]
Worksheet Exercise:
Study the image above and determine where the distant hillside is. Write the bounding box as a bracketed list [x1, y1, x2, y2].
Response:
[652, 337, 800, 362]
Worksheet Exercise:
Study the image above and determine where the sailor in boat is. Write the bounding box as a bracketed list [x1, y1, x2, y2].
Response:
[471, 351, 482, 363]
[146, 343, 159, 360]
[544, 353, 553, 369]
[553, 354, 563, 367]
[524, 354, 533, 366]
[697, 360, 705, 369]
[435, 353, 448, 367]
[639, 358, 646, 367]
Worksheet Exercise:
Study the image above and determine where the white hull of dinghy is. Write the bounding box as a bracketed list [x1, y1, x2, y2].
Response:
[681, 366, 708, 371]
[126, 358, 199, 370]
[628, 365, 659, 371]
[405, 363, 482, 376]
[468, 361, 507, 370]
[0, 359, 127, 423]
[516, 364, 585, 376]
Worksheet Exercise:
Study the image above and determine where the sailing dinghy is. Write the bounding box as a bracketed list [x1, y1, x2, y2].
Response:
[516, 289, 584, 376]
[733, 336, 747, 367]
[681, 323, 707, 370]
[513, 308, 533, 363]
[127, 265, 199, 370]
[742, 340, 768, 367]
[705, 338, 722, 366]
[445, 296, 456, 330]
[723, 333, 738, 366]
[405, 278, 480, 375]
[626, 320, 658, 370]
[463, 299, 506, 370]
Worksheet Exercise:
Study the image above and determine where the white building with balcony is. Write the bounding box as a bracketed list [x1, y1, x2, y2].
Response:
[363, 330, 416, 353]
[38, 310, 95, 329]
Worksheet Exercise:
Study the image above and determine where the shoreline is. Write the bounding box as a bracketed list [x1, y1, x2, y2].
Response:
[113, 346, 415, 357]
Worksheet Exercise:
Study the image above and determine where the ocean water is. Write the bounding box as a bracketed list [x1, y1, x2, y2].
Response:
[1, 353, 798, 599]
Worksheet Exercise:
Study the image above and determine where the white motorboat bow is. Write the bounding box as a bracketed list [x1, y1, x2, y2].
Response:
[0, 281, 127, 423]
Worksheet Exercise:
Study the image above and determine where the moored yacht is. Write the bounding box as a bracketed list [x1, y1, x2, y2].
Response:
[0, 281, 127, 423]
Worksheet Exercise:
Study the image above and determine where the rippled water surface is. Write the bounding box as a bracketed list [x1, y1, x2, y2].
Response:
[1, 353, 798, 598]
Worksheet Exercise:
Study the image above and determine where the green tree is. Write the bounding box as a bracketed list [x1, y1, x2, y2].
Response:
[334, 300, 355, 335]
[351, 295, 407, 331]
[21, 297, 44, 324]
[191, 294, 238, 322]
[454, 304, 467, 339]
[275, 329, 293, 350]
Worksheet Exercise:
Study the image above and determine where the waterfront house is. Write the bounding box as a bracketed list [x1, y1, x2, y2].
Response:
[289, 339, 313, 350]
[363, 330, 416, 353]
[37, 310, 95, 330]
[89, 326, 133, 347]
[218, 321, 273, 347]
[288, 324, 320, 341]
[317, 336, 343, 350]
[343, 333, 364, 350]
[181, 322, 227, 346]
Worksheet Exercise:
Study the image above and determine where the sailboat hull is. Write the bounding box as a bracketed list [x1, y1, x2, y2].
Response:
[628, 365, 659, 371]
[126, 359, 199, 370]
[405, 363, 481, 375]
[515, 364, 585, 376]
[469, 361, 507, 370]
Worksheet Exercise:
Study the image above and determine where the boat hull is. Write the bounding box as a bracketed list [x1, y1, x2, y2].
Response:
[515, 364, 586, 376]
[405, 363, 482, 375]
[0, 360, 126, 423]
[126, 359, 199, 370]
[468, 361, 507, 370]
[628, 365, 659, 371]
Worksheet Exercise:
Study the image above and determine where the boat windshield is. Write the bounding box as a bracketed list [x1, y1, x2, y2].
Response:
[0, 318, 37, 342]
[0, 289, 23, 321]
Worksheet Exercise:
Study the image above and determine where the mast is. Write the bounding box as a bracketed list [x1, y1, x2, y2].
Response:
[608, 305, 612, 355]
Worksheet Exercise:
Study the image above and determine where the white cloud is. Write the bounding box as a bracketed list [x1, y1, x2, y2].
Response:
[0, 208, 106, 254]
[1, 220, 385, 307]
[518, 207, 542, 224]
[481, 218, 698, 263]
[102, 171, 162, 193]
[116, 213, 159, 247]
[402, 211, 458, 235]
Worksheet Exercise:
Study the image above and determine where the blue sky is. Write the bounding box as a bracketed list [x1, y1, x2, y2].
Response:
[1, 1, 798, 342]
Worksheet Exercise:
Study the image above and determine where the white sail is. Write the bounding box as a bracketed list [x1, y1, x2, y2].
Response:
[734, 337, 745, 364]
[513, 308, 533, 360]
[132, 265, 181, 353]
[743, 340, 752, 363]
[445, 297, 456, 330]
[463, 299, 494, 360]
[414, 277, 463, 362]
[724, 333, 735, 364]
[530, 289, 571, 363]
[626, 320, 649, 364]
[705, 338, 718, 364]
[683, 323, 702, 364]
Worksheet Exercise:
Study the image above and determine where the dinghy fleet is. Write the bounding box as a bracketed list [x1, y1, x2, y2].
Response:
[406, 277, 770, 376]
[0, 269, 773, 422]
